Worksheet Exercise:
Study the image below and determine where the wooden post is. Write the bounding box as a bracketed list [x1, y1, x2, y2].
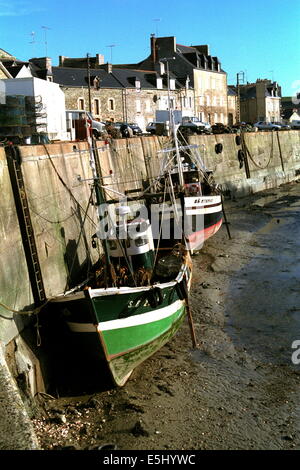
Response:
[186, 299, 198, 349]
[276, 131, 285, 173]
[221, 194, 232, 240]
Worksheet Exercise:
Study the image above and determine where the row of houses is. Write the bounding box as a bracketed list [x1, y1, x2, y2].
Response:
[0, 35, 298, 139]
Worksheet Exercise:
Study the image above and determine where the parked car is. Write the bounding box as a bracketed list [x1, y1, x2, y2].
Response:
[146, 122, 157, 134]
[181, 117, 211, 133]
[178, 123, 199, 135]
[212, 123, 236, 134]
[202, 122, 212, 132]
[291, 120, 300, 129]
[253, 121, 281, 131]
[271, 122, 291, 130]
[66, 110, 106, 139]
[232, 122, 254, 132]
[128, 123, 143, 136]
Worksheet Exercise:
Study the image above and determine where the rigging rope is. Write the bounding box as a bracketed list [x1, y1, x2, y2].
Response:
[242, 131, 274, 169]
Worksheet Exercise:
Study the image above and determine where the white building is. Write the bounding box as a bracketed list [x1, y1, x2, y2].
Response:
[2, 77, 67, 140]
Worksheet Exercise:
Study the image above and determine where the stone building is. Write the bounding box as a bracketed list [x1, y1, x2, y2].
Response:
[232, 79, 282, 123]
[227, 87, 237, 126]
[124, 36, 230, 125]
[49, 52, 196, 130]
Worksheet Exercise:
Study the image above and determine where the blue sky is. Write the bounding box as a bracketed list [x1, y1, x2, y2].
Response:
[0, 0, 299, 97]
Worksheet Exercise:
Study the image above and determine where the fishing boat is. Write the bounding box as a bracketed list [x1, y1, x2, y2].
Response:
[51, 126, 194, 387]
[147, 118, 223, 253]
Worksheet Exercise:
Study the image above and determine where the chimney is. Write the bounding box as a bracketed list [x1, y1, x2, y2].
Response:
[59, 55, 67, 66]
[150, 34, 157, 65]
[96, 54, 104, 66]
[105, 62, 112, 73]
[29, 57, 52, 74]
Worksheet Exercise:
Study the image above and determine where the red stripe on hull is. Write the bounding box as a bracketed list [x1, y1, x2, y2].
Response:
[187, 219, 223, 250]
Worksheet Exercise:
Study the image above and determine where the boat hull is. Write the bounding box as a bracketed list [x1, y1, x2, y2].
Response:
[53, 258, 191, 386]
[96, 297, 186, 386]
[153, 195, 223, 251]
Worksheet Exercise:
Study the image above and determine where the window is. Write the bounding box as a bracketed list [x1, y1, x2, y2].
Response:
[206, 95, 210, 106]
[159, 62, 165, 75]
[136, 100, 141, 112]
[170, 79, 176, 90]
[108, 98, 114, 111]
[93, 98, 100, 116]
[156, 78, 163, 89]
[78, 98, 85, 110]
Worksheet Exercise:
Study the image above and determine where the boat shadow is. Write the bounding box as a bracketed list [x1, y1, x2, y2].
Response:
[38, 306, 115, 397]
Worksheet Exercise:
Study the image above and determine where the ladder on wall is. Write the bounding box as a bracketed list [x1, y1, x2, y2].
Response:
[6, 145, 46, 305]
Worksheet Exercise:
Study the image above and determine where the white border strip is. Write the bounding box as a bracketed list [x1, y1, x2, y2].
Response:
[97, 299, 184, 332]
[186, 205, 222, 215]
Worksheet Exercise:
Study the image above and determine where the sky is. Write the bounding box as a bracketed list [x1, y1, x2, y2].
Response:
[0, 0, 299, 97]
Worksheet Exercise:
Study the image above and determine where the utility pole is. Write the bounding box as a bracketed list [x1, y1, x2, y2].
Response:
[87, 53, 92, 113]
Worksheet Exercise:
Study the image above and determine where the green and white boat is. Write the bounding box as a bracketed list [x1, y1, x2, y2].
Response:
[54, 238, 192, 386]
[51, 129, 193, 387]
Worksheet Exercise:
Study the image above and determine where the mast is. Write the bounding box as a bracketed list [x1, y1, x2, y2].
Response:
[171, 111, 185, 188]
[85, 116, 113, 282]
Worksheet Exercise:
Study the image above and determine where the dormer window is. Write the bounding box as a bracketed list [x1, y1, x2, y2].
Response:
[156, 77, 163, 89]
[159, 62, 165, 75]
[186, 76, 190, 90]
[135, 78, 141, 92]
[170, 78, 176, 90]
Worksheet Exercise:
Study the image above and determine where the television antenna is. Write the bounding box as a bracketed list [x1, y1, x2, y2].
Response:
[41, 26, 51, 56]
[29, 31, 36, 44]
[106, 44, 117, 63]
[153, 18, 161, 36]
[29, 31, 36, 56]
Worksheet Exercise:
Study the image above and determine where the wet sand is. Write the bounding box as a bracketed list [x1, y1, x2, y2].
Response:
[32, 180, 300, 450]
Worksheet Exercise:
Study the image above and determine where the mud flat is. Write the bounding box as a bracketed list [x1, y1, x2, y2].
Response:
[32, 180, 300, 451]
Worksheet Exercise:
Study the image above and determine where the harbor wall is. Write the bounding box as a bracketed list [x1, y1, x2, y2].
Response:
[188, 130, 300, 196]
[0, 130, 299, 394]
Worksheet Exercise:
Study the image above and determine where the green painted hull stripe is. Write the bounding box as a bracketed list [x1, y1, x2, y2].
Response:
[101, 304, 185, 357]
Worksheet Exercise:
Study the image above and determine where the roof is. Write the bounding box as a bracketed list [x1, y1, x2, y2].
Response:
[3, 64, 26, 78]
[228, 86, 237, 96]
[52, 66, 168, 89]
[0, 49, 15, 59]
[52, 67, 121, 88]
